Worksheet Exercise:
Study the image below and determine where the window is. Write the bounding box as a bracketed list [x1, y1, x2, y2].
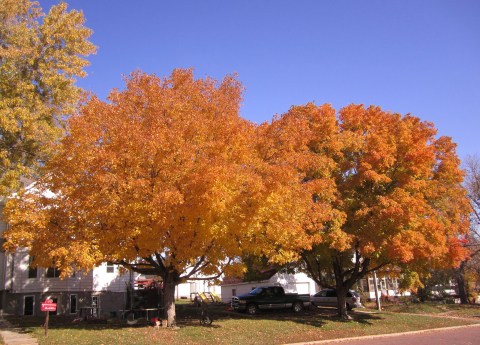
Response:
[70, 295, 77, 314]
[24, 296, 34, 316]
[232, 289, 236, 297]
[92, 296, 99, 318]
[106, 262, 114, 273]
[45, 267, 61, 278]
[49, 297, 58, 315]
[326, 290, 337, 297]
[358, 279, 368, 292]
[368, 278, 375, 291]
[28, 256, 37, 279]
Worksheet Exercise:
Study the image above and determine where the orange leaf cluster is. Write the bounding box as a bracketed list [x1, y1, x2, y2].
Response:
[262, 103, 470, 271]
[2, 71, 470, 281]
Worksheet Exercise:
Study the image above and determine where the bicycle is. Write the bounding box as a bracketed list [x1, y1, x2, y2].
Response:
[200, 300, 213, 325]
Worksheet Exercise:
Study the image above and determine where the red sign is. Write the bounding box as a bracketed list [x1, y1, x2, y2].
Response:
[41, 300, 57, 311]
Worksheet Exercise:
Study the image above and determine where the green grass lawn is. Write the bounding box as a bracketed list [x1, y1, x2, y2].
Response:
[381, 300, 480, 318]
[5, 303, 480, 345]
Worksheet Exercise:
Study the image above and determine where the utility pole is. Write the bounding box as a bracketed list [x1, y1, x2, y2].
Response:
[373, 271, 381, 311]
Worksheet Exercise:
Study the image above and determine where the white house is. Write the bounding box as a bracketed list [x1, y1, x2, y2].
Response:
[221, 272, 318, 303]
[356, 274, 412, 300]
[0, 199, 222, 317]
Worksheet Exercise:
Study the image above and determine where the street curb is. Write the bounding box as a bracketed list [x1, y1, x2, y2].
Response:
[284, 323, 480, 345]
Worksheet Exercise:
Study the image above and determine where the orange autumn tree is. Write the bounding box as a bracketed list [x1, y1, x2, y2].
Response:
[262, 103, 470, 319]
[3, 69, 311, 326]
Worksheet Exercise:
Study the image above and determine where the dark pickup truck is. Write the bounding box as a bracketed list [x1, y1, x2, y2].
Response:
[231, 286, 310, 315]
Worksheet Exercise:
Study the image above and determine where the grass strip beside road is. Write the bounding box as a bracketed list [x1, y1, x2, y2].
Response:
[381, 301, 480, 317]
[5, 304, 480, 345]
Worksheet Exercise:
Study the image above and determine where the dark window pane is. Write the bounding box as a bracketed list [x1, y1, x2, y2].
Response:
[46, 267, 61, 278]
[70, 295, 77, 314]
[106, 262, 114, 273]
[326, 290, 337, 297]
[28, 256, 37, 278]
[24, 296, 34, 316]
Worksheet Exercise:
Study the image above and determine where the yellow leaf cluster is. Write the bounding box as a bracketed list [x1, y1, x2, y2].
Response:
[0, 0, 96, 195]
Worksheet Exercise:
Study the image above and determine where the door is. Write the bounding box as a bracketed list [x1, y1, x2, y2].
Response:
[269, 286, 288, 309]
[326, 290, 337, 306]
[24, 296, 34, 316]
[92, 295, 99, 317]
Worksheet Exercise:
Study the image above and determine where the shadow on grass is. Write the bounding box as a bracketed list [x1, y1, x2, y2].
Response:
[174, 304, 382, 328]
[4, 304, 382, 333]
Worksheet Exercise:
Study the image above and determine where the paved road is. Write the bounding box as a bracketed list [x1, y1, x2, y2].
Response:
[288, 324, 480, 345]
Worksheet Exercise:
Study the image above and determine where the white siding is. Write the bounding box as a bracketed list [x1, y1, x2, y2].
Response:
[9, 249, 94, 293]
[221, 272, 319, 303]
[269, 272, 317, 294]
[92, 264, 140, 292]
[176, 282, 192, 299]
[175, 280, 221, 300]
[221, 282, 266, 303]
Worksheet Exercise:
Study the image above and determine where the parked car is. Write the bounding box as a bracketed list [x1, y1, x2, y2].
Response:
[231, 286, 310, 315]
[311, 289, 362, 310]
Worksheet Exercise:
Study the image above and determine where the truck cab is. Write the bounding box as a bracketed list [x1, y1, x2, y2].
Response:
[231, 286, 310, 315]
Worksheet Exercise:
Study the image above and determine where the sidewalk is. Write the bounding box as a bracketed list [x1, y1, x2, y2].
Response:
[0, 319, 38, 345]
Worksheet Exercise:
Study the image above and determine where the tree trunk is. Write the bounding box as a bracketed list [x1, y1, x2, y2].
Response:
[417, 287, 428, 302]
[455, 265, 469, 304]
[163, 279, 177, 327]
[336, 288, 351, 320]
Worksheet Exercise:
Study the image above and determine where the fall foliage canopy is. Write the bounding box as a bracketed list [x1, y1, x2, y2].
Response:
[2, 49, 472, 322]
[3, 69, 310, 325]
[259, 103, 470, 317]
[0, 0, 96, 195]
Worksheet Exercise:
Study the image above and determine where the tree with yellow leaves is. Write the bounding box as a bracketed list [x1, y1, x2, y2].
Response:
[3, 69, 310, 326]
[262, 103, 470, 319]
[0, 0, 96, 195]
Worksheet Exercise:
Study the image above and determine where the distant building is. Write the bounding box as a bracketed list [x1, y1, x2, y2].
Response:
[221, 271, 318, 303]
[356, 274, 411, 300]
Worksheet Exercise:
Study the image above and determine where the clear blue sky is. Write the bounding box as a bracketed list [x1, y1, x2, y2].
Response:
[40, 0, 480, 160]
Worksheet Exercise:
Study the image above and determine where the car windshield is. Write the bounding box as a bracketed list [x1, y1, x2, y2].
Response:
[249, 287, 265, 295]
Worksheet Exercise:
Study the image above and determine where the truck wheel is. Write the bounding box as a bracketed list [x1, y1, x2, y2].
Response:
[247, 303, 258, 315]
[292, 302, 303, 313]
[346, 303, 353, 311]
